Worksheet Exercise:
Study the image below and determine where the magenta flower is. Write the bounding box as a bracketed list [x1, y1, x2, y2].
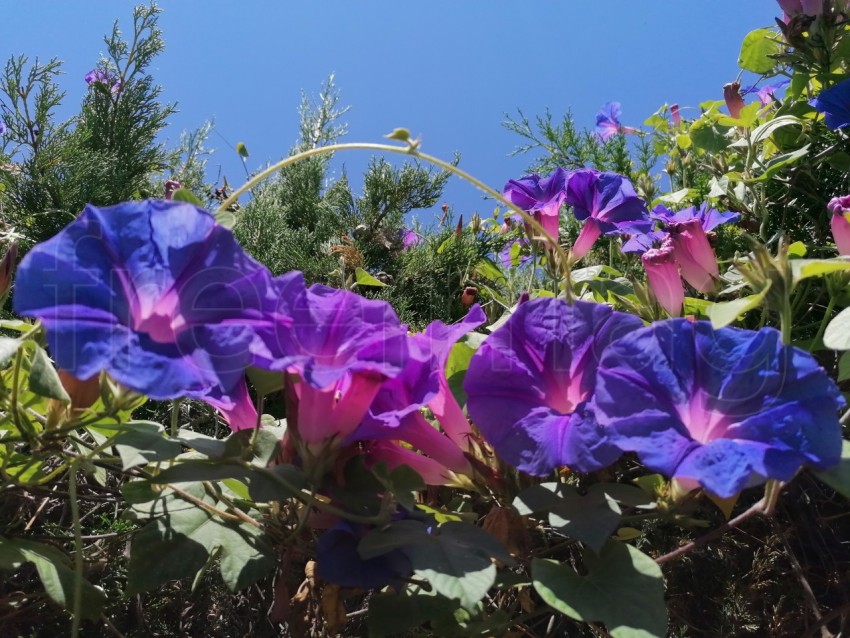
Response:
[464, 298, 643, 476]
[564, 169, 650, 261]
[503, 168, 569, 243]
[265, 284, 409, 466]
[593, 320, 844, 498]
[595, 102, 638, 141]
[777, 0, 825, 17]
[348, 306, 487, 484]
[14, 201, 281, 404]
[670, 104, 681, 127]
[642, 241, 685, 317]
[668, 219, 720, 294]
[828, 195, 850, 255]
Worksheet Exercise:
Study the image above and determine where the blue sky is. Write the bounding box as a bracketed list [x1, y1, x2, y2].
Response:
[4, 1, 778, 223]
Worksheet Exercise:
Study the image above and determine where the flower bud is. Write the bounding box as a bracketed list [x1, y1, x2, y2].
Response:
[642, 241, 685, 316]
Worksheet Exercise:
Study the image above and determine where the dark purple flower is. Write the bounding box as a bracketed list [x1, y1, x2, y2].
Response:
[651, 203, 740, 233]
[164, 180, 182, 200]
[14, 201, 280, 403]
[85, 68, 122, 94]
[564, 169, 650, 261]
[593, 320, 844, 498]
[811, 78, 850, 130]
[316, 520, 412, 589]
[503, 167, 569, 243]
[828, 195, 850, 255]
[741, 80, 791, 106]
[464, 298, 643, 476]
[723, 82, 745, 119]
[642, 240, 685, 317]
[595, 102, 639, 141]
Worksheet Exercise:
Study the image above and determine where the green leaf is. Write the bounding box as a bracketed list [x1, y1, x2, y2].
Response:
[446, 340, 475, 407]
[513, 483, 646, 554]
[108, 421, 182, 470]
[533, 541, 667, 638]
[28, 345, 70, 402]
[215, 210, 236, 229]
[127, 505, 274, 594]
[246, 365, 284, 396]
[656, 188, 694, 205]
[738, 28, 781, 74]
[384, 128, 412, 142]
[787, 241, 808, 258]
[708, 290, 768, 329]
[0, 538, 105, 620]
[689, 118, 731, 153]
[354, 267, 388, 287]
[749, 115, 802, 146]
[171, 188, 204, 207]
[814, 440, 850, 501]
[746, 144, 810, 182]
[791, 258, 850, 284]
[368, 590, 460, 637]
[838, 352, 850, 382]
[150, 459, 305, 503]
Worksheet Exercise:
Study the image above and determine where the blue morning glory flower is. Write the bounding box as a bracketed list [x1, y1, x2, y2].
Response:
[14, 200, 281, 404]
[810, 78, 850, 130]
[592, 320, 844, 498]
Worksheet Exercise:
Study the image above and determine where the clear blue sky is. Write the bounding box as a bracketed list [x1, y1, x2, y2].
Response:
[4, 1, 777, 223]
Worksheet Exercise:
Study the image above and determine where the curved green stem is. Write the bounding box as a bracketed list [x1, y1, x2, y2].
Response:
[217, 140, 571, 278]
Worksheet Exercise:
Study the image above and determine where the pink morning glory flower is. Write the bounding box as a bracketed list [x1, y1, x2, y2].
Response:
[595, 102, 639, 141]
[828, 195, 850, 255]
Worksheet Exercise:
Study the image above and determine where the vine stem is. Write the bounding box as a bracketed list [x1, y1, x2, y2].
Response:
[69, 463, 84, 638]
[216, 140, 571, 278]
[655, 481, 782, 565]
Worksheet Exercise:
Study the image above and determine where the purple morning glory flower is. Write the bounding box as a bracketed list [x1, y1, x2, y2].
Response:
[741, 80, 790, 106]
[85, 68, 122, 94]
[595, 102, 639, 141]
[593, 320, 844, 498]
[14, 201, 280, 403]
[266, 283, 409, 462]
[811, 78, 850, 130]
[348, 306, 487, 484]
[499, 237, 531, 268]
[399, 228, 423, 250]
[651, 203, 740, 233]
[777, 0, 825, 18]
[464, 298, 644, 476]
[316, 520, 412, 589]
[503, 167, 569, 243]
[564, 169, 650, 261]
